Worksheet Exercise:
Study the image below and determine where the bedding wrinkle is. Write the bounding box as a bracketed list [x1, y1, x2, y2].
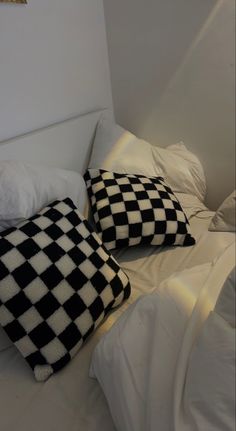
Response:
[173, 244, 235, 431]
[90, 260, 225, 431]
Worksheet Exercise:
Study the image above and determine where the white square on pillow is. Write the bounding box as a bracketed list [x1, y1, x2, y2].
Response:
[97, 247, 110, 262]
[128, 211, 142, 224]
[52, 201, 72, 216]
[75, 310, 94, 336]
[123, 192, 136, 201]
[57, 235, 75, 252]
[100, 286, 114, 308]
[166, 221, 178, 234]
[151, 234, 165, 245]
[99, 215, 114, 228]
[78, 259, 98, 279]
[117, 269, 131, 287]
[18, 307, 43, 333]
[117, 177, 129, 185]
[41, 338, 67, 364]
[163, 199, 174, 209]
[147, 190, 159, 199]
[78, 222, 90, 239]
[102, 263, 117, 283]
[55, 255, 76, 278]
[1, 248, 25, 273]
[56, 218, 73, 234]
[138, 200, 152, 210]
[79, 239, 94, 257]
[154, 208, 166, 220]
[3, 230, 28, 246]
[34, 217, 53, 231]
[79, 284, 99, 307]
[51, 282, 75, 305]
[133, 183, 145, 192]
[29, 251, 52, 275]
[105, 240, 116, 250]
[176, 210, 186, 222]
[129, 237, 139, 246]
[111, 202, 126, 214]
[106, 185, 120, 195]
[174, 234, 185, 245]
[0, 277, 21, 302]
[47, 308, 72, 335]
[142, 221, 155, 236]
[0, 305, 14, 326]
[16, 336, 37, 356]
[117, 226, 129, 240]
[24, 279, 48, 304]
[33, 232, 52, 249]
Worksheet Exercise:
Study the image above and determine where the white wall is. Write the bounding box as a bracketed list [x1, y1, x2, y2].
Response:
[0, 0, 112, 142]
[103, 0, 235, 209]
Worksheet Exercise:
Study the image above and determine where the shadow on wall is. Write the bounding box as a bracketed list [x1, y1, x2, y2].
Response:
[104, 0, 235, 209]
[104, 0, 218, 133]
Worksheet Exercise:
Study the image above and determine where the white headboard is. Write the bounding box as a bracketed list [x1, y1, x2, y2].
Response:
[0, 110, 106, 174]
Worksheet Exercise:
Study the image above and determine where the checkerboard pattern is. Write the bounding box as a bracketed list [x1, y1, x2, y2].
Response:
[0, 198, 130, 381]
[84, 169, 195, 250]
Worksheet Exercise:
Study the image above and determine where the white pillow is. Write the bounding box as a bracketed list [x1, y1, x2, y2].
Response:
[0, 161, 87, 232]
[209, 190, 236, 232]
[152, 142, 206, 202]
[89, 116, 206, 202]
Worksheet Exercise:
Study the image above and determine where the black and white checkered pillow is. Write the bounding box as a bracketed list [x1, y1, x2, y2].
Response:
[0, 198, 130, 381]
[84, 169, 195, 250]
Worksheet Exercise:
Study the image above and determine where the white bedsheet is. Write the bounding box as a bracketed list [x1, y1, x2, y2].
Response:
[91, 244, 235, 431]
[0, 208, 235, 431]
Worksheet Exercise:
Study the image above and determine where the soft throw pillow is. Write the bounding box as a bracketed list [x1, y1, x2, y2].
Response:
[0, 160, 87, 232]
[89, 115, 206, 202]
[84, 169, 195, 250]
[209, 190, 236, 232]
[0, 198, 130, 381]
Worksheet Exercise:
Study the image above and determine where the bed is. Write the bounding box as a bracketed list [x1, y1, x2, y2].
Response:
[0, 111, 235, 431]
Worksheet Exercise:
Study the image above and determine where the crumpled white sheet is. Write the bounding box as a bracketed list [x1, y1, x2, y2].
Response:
[90, 243, 235, 431]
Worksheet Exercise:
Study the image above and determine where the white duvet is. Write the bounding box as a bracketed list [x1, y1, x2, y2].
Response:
[90, 243, 235, 431]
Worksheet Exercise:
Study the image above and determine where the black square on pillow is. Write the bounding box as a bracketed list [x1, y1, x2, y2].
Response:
[84, 169, 195, 250]
[0, 198, 131, 382]
[19, 221, 41, 237]
[12, 262, 38, 289]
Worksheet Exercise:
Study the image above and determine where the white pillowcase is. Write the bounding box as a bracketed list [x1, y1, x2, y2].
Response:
[152, 142, 206, 202]
[209, 190, 236, 232]
[0, 161, 87, 232]
[89, 115, 206, 202]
